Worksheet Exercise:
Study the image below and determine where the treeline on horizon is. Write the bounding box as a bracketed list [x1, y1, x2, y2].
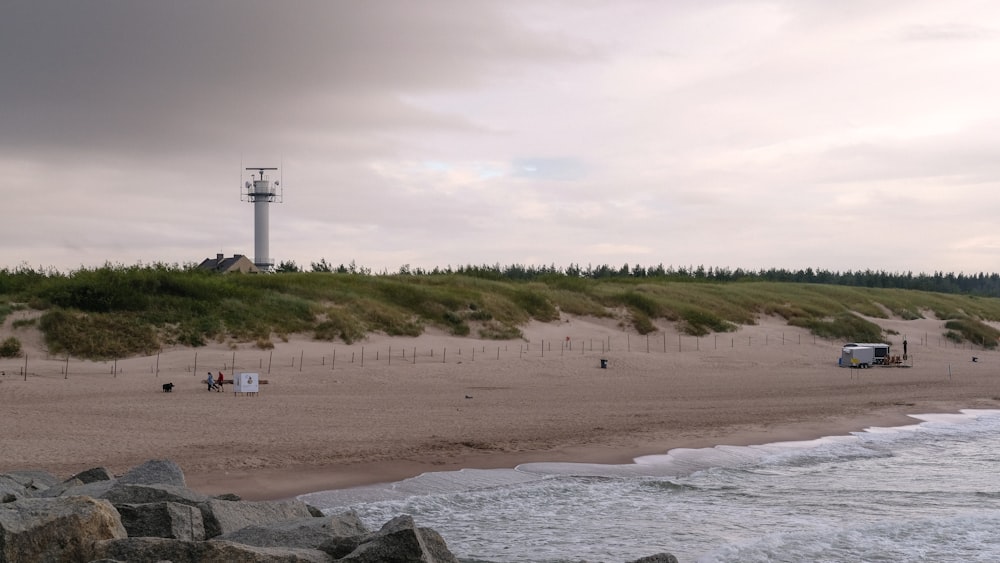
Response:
[4, 259, 1000, 298]
[290, 259, 1000, 298]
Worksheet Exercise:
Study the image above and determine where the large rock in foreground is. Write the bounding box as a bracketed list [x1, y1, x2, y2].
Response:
[116, 501, 206, 541]
[330, 515, 459, 563]
[91, 537, 332, 563]
[0, 460, 464, 562]
[214, 512, 368, 550]
[0, 496, 126, 563]
[117, 459, 187, 487]
[202, 497, 316, 538]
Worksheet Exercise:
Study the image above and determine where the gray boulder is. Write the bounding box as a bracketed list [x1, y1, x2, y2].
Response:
[35, 477, 84, 498]
[213, 511, 369, 549]
[4, 470, 61, 491]
[0, 496, 126, 563]
[0, 470, 60, 501]
[321, 510, 370, 537]
[100, 483, 210, 507]
[91, 537, 333, 563]
[332, 515, 459, 563]
[118, 458, 186, 487]
[202, 497, 316, 538]
[50, 478, 118, 500]
[0, 476, 26, 503]
[96, 483, 315, 540]
[116, 501, 205, 541]
[317, 534, 367, 560]
[69, 466, 115, 484]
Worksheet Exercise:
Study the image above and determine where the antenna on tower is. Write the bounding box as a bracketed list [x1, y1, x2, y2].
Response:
[241, 164, 284, 272]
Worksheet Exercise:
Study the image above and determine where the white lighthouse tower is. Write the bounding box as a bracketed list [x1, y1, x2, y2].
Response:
[242, 166, 282, 272]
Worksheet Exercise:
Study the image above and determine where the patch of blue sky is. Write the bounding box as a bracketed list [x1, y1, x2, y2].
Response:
[419, 160, 509, 181]
[512, 157, 586, 181]
[420, 160, 452, 173]
[474, 162, 507, 180]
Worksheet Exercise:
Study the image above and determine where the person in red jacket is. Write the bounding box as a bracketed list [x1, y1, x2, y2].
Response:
[216, 371, 225, 392]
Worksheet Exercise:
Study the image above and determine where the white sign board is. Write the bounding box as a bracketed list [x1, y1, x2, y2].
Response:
[234, 372, 260, 394]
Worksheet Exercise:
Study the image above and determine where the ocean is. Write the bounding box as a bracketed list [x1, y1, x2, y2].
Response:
[301, 409, 1000, 562]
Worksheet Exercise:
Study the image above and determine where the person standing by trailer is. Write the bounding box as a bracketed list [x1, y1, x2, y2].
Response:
[206, 372, 216, 391]
[903, 338, 908, 359]
[216, 371, 225, 392]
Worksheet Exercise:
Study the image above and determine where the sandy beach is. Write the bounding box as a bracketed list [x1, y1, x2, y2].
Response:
[1, 312, 998, 501]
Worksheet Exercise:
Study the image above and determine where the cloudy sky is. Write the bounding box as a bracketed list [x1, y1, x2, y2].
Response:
[3, 1, 1000, 275]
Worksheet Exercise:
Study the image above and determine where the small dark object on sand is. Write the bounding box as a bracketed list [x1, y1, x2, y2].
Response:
[162, 382, 175, 392]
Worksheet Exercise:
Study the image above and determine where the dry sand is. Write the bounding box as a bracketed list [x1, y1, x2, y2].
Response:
[2, 312, 998, 501]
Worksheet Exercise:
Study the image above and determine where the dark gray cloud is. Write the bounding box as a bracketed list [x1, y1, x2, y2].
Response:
[0, 1, 579, 158]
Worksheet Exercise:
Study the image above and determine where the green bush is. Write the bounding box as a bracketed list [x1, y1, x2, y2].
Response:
[39, 310, 159, 359]
[630, 310, 657, 335]
[620, 291, 663, 318]
[11, 318, 36, 329]
[508, 288, 559, 321]
[479, 322, 523, 340]
[314, 308, 366, 344]
[468, 309, 493, 321]
[0, 337, 21, 358]
[943, 318, 1000, 349]
[680, 309, 737, 336]
[788, 312, 883, 342]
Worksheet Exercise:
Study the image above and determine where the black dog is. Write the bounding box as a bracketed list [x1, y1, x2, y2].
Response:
[162, 382, 175, 393]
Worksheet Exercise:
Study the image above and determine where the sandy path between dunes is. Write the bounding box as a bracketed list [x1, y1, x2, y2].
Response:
[1, 314, 998, 501]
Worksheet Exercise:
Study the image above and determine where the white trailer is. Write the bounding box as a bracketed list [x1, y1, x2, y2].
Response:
[848, 342, 891, 365]
[840, 342, 891, 368]
[841, 345, 875, 368]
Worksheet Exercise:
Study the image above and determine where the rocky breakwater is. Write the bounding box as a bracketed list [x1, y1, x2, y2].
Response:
[0, 459, 459, 563]
[0, 458, 680, 563]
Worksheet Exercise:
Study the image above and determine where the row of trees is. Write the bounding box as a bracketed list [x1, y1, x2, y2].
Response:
[5, 259, 1000, 298]
[261, 259, 1000, 298]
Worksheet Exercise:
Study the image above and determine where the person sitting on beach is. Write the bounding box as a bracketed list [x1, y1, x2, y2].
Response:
[216, 371, 224, 391]
[206, 372, 216, 391]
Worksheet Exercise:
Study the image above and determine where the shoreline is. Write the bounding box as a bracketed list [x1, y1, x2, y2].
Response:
[187, 405, 928, 501]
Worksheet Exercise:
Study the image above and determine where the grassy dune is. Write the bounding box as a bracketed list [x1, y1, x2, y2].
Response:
[2, 267, 1000, 360]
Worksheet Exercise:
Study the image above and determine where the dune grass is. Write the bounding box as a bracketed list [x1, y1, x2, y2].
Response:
[3, 266, 1000, 360]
